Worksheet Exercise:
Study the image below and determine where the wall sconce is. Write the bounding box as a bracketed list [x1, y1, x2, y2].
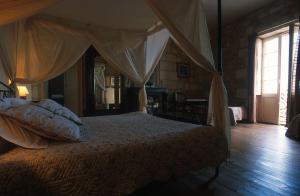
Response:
[17, 86, 29, 99]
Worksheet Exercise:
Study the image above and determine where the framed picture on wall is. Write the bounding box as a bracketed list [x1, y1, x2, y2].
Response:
[177, 63, 191, 78]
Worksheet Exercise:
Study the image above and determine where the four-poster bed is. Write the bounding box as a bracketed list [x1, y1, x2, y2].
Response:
[0, 0, 230, 195]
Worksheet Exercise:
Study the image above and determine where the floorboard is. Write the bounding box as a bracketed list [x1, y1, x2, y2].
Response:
[131, 124, 300, 196]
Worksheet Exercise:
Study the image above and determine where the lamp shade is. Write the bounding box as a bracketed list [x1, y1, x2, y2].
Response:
[17, 86, 29, 97]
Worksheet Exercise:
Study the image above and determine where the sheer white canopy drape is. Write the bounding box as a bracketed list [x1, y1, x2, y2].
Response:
[90, 27, 169, 112]
[16, 18, 90, 83]
[147, 0, 231, 145]
[0, 17, 89, 86]
[0, 16, 169, 112]
[0, 22, 17, 85]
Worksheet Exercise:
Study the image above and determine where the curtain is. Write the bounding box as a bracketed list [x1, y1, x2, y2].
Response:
[16, 18, 90, 84]
[0, 0, 59, 26]
[0, 17, 90, 85]
[147, 0, 214, 70]
[0, 22, 18, 86]
[287, 25, 300, 132]
[0, 16, 169, 111]
[147, 0, 231, 146]
[89, 27, 169, 112]
[0, 0, 231, 139]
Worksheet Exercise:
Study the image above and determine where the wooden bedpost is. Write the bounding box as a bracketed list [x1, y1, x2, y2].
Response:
[202, 165, 220, 187]
[217, 0, 223, 76]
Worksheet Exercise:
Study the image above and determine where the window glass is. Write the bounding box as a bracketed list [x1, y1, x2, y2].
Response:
[262, 37, 279, 94]
[263, 37, 279, 54]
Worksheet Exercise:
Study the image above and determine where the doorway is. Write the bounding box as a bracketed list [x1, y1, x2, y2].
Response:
[82, 46, 124, 116]
[254, 24, 299, 125]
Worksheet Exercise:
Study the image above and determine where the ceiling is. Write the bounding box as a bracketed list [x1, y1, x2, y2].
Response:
[43, 0, 158, 30]
[43, 0, 276, 31]
[203, 0, 276, 28]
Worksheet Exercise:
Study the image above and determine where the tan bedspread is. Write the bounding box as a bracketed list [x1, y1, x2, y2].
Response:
[0, 112, 228, 196]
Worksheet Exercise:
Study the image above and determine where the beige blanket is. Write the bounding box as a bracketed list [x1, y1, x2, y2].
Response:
[0, 112, 228, 196]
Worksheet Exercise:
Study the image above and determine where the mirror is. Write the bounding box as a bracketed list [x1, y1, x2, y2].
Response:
[94, 57, 122, 111]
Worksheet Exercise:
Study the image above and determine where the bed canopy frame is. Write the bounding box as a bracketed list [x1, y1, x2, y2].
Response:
[0, 0, 230, 147]
[0, 80, 14, 99]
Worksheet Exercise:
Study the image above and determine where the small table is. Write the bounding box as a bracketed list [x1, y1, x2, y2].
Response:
[184, 99, 208, 125]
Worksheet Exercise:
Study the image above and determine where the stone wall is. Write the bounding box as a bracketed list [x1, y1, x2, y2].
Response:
[156, 40, 212, 99]
[221, 0, 299, 108]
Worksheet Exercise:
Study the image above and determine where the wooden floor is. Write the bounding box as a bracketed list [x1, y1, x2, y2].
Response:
[131, 124, 300, 196]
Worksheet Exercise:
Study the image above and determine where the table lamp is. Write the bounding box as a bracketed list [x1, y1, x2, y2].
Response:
[17, 86, 29, 99]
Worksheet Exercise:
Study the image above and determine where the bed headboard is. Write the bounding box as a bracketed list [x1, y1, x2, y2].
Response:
[0, 81, 15, 99]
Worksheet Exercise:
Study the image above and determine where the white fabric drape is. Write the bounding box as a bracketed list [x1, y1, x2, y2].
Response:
[0, 17, 90, 85]
[0, 23, 18, 85]
[16, 18, 90, 83]
[0, 16, 169, 111]
[147, 0, 231, 146]
[146, 0, 214, 71]
[0, 0, 59, 26]
[90, 27, 169, 112]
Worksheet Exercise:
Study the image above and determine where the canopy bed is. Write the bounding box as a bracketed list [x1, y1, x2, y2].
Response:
[0, 97, 228, 195]
[0, 0, 231, 195]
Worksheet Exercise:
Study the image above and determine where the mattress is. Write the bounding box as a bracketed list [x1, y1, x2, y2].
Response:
[0, 112, 228, 196]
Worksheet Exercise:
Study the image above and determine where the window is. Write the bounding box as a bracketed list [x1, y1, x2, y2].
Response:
[255, 25, 294, 124]
[262, 37, 279, 94]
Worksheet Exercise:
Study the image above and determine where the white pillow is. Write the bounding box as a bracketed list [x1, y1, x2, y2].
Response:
[2, 104, 81, 142]
[0, 116, 48, 149]
[34, 99, 82, 125]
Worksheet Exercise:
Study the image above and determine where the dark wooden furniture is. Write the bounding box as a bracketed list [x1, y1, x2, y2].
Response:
[121, 87, 139, 113]
[160, 99, 208, 125]
[48, 74, 65, 105]
[183, 98, 209, 124]
[83, 46, 101, 116]
[146, 87, 167, 115]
